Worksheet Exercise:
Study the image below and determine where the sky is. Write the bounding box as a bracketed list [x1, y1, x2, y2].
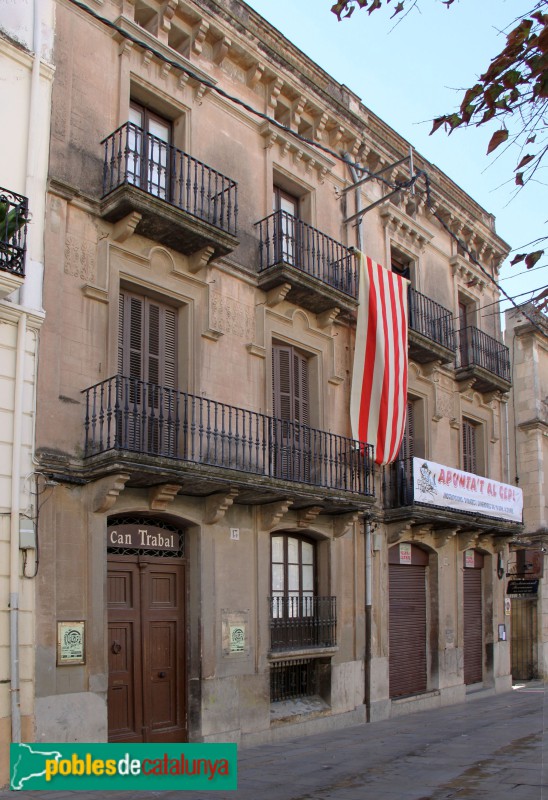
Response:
[245, 0, 546, 321]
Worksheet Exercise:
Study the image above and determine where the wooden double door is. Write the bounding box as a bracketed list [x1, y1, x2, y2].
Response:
[107, 555, 187, 742]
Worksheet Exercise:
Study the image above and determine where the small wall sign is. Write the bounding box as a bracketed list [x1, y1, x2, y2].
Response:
[465, 549, 475, 568]
[222, 610, 250, 657]
[399, 543, 412, 564]
[229, 625, 246, 653]
[57, 621, 85, 665]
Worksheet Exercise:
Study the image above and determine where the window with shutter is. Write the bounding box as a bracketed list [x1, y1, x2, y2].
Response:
[462, 419, 478, 474]
[272, 344, 311, 482]
[118, 290, 178, 456]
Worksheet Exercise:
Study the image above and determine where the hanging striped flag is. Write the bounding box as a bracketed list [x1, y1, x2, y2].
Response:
[350, 253, 409, 465]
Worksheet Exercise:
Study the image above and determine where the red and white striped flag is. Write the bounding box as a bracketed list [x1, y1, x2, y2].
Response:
[350, 253, 409, 465]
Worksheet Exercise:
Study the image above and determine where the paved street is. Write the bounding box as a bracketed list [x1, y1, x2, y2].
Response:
[4, 683, 547, 800]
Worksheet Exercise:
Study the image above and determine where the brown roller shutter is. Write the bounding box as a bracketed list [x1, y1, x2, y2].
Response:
[389, 544, 427, 698]
[463, 557, 483, 685]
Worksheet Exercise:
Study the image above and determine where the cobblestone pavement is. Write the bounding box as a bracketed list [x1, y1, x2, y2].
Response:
[4, 683, 547, 800]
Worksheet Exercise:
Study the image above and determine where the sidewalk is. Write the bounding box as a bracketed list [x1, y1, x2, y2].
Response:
[5, 683, 547, 800]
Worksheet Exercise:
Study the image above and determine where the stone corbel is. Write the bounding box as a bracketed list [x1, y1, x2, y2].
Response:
[260, 500, 293, 531]
[161, 63, 172, 80]
[297, 506, 323, 529]
[194, 83, 210, 105]
[329, 126, 344, 148]
[291, 96, 306, 129]
[204, 488, 239, 524]
[434, 528, 459, 549]
[117, 38, 134, 59]
[188, 245, 215, 273]
[149, 483, 181, 511]
[421, 360, 441, 381]
[314, 111, 328, 142]
[305, 158, 316, 174]
[259, 122, 278, 149]
[266, 283, 291, 308]
[192, 19, 210, 55]
[246, 62, 264, 88]
[120, 0, 136, 20]
[458, 530, 480, 551]
[142, 50, 153, 69]
[213, 36, 231, 66]
[386, 521, 413, 546]
[159, 0, 177, 36]
[93, 473, 130, 514]
[411, 523, 434, 541]
[267, 77, 283, 108]
[333, 513, 359, 539]
[111, 211, 142, 243]
[476, 533, 495, 552]
[317, 308, 340, 330]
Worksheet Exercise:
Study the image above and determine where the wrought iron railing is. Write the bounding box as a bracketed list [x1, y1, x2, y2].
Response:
[383, 455, 414, 509]
[457, 326, 511, 382]
[256, 210, 358, 298]
[0, 187, 28, 277]
[101, 122, 238, 235]
[83, 376, 374, 496]
[269, 596, 337, 651]
[408, 288, 455, 352]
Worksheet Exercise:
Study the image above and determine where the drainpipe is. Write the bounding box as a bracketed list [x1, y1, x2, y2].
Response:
[10, 313, 26, 743]
[364, 517, 372, 720]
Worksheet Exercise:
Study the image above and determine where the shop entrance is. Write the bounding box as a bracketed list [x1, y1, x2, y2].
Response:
[107, 519, 187, 742]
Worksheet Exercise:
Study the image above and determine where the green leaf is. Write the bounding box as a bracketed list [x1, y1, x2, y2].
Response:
[430, 116, 447, 135]
[486, 128, 508, 154]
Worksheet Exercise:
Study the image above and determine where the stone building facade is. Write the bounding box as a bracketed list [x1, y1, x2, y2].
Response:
[26, 0, 523, 753]
[0, 0, 54, 783]
[505, 306, 548, 681]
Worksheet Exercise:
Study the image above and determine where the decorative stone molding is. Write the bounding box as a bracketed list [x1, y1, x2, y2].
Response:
[259, 122, 334, 180]
[266, 283, 292, 308]
[267, 76, 283, 108]
[192, 19, 209, 55]
[149, 483, 181, 511]
[297, 506, 323, 529]
[458, 530, 480, 551]
[434, 528, 459, 549]
[246, 343, 266, 359]
[333, 513, 359, 539]
[450, 255, 487, 293]
[380, 204, 433, 253]
[188, 245, 215, 273]
[213, 36, 231, 66]
[387, 522, 413, 546]
[317, 308, 340, 330]
[204, 488, 239, 524]
[111, 211, 142, 243]
[93, 474, 130, 514]
[82, 284, 109, 303]
[246, 62, 264, 88]
[260, 500, 293, 531]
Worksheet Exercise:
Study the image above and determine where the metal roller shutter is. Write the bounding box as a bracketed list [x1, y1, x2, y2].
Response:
[463, 567, 483, 684]
[389, 563, 427, 698]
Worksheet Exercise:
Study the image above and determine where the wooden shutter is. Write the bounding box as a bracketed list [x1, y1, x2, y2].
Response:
[119, 291, 177, 387]
[462, 419, 477, 474]
[399, 400, 414, 461]
[463, 563, 483, 684]
[118, 291, 178, 455]
[389, 546, 428, 698]
[272, 344, 311, 481]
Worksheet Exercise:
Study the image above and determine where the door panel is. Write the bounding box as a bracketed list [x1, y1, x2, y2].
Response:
[108, 564, 143, 742]
[108, 557, 186, 743]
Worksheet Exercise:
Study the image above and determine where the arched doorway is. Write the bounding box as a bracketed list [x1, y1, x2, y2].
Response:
[107, 516, 188, 742]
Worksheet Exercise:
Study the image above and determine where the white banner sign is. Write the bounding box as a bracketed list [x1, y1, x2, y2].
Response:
[413, 457, 523, 523]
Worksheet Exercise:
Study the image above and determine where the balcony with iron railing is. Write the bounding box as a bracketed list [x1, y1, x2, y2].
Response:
[255, 210, 358, 314]
[100, 122, 238, 258]
[82, 375, 375, 509]
[456, 326, 511, 393]
[408, 288, 455, 365]
[269, 596, 337, 652]
[0, 187, 28, 298]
